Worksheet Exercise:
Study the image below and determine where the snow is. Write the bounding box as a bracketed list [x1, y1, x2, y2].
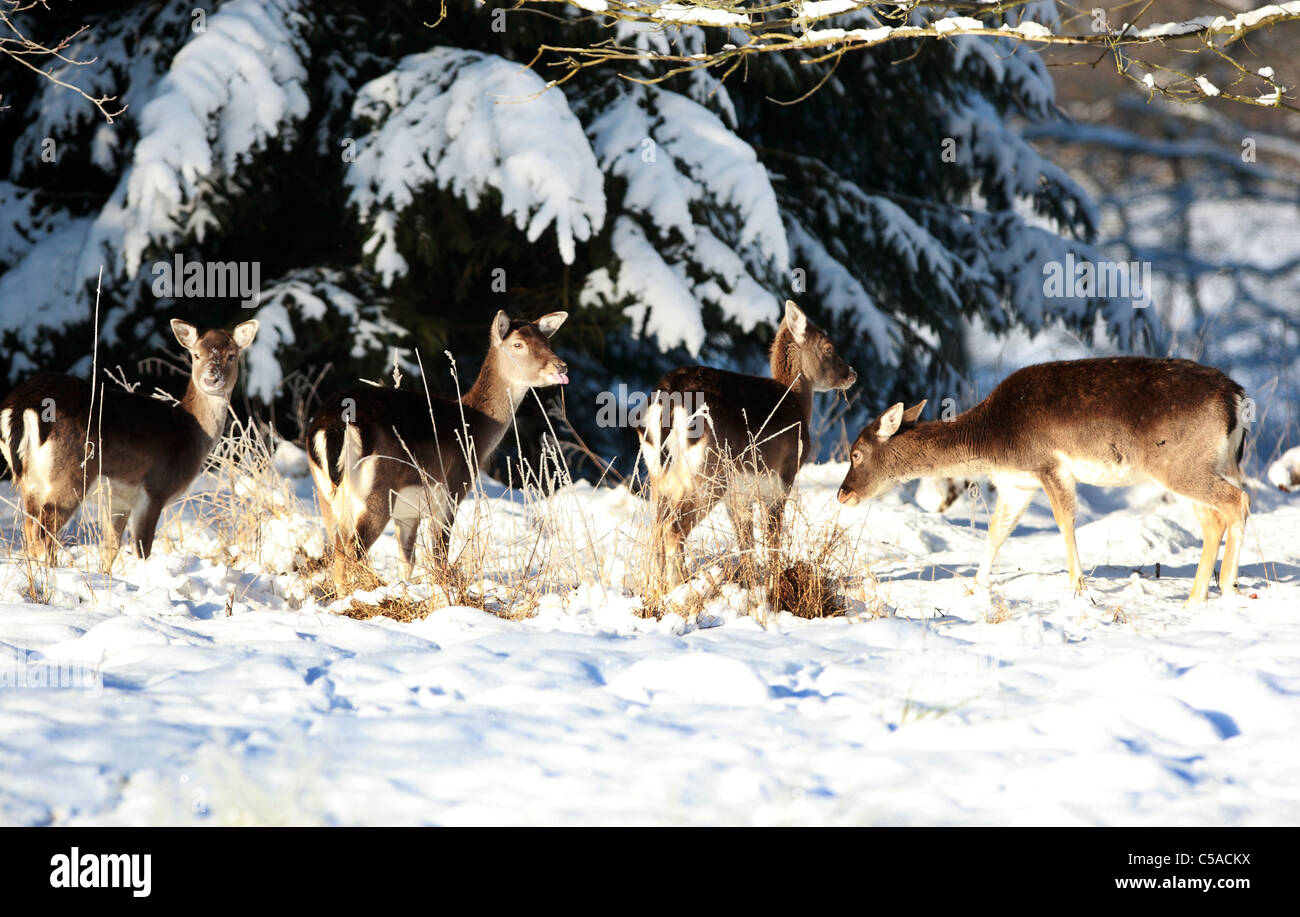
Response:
[0, 216, 95, 378]
[934, 16, 985, 34]
[798, 1, 864, 19]
[785, 216, 898, 365]
[649, 4, 750, 27]
[1134, 3, 1300, 38]
[1267, 447, 1300, 491]
[83, 0, 311, 281]
[583, 217, 706, 352]
[805, 25, 898, 46]
[244, 267, 410, 401]
[8, 2, 193, 182]
[346, 48, 605, 282]
[1014, 21, 1053, 39]
[2, 458, 1299, 825]
[582, 87, 787, 352]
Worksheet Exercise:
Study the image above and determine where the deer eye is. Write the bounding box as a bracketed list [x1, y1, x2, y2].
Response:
[851, 450, 862, 464]
[512, 340, 524, 349]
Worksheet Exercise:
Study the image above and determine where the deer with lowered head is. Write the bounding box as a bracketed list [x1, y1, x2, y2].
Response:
[306, 310, 568, 581]
[638, 300, 857, 586]
[0, 319, 260, 566]
[837, 357, 1251, 604]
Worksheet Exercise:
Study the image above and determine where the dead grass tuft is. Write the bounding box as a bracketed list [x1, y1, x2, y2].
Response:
[774, 560, 847, 619]
[338, 593, 434, 623]
[984, 595, 1013, 624]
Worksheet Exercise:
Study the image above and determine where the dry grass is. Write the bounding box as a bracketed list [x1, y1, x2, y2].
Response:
[774, 561, 845, 619]
[336, 591, 434, 623]
[293, 357, 602, 623]
[983, 595, 1013, 624]
[176, 415, 315, 570]
[630, 448, 887, 624]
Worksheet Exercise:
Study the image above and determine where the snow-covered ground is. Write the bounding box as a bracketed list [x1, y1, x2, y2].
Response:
[1, 455, 1298, 826]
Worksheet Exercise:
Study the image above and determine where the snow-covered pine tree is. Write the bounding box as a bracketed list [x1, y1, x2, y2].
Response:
[0, 0, 1149, 473]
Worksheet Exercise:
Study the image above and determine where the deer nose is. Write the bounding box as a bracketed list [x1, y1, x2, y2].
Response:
[837, 487, 854, 505]
[554, 360, 567, 375]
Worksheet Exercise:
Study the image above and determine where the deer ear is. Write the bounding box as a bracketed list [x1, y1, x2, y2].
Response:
[490, 310, 511, 345]
[902, 399, 927, 423]
[535, 311, 567, 338]
[877, 402, 906, 440]
[232, 319, 259, 349]
[171, 319, 198, 350]
[783, 300, 807, 343]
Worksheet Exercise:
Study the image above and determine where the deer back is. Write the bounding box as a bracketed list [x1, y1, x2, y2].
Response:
[1, 373, 215, 498]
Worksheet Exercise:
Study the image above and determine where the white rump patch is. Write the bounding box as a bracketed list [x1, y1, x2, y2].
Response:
[21, 408, 55, 501]
[639, 400, 665, 478]
[0, 407, 12, 470]
[1215, 395, 1249, 486]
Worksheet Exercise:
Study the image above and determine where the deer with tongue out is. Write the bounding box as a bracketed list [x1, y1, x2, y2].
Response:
[307, 310, 569, 581]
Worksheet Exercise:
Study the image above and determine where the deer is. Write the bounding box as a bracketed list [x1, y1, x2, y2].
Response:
[306, 310, 568, 582]
[638, 300, 857, 587]
[836, 357, 1251, 605]
[0, 319, 260, 567]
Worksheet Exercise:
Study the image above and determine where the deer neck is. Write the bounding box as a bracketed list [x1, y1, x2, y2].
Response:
[885, 413, 992, 482]
[180, 379, 231, 446]
[462, 350, 528, 466]
[769, 329, 815, 420]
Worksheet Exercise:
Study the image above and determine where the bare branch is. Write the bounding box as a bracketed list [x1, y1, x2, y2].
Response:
[1, 0, 125, 122]
[511, 1, 1300, 110]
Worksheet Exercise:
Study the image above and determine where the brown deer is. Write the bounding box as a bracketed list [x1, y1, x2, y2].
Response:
[307, 310, 567, 581]
[638, 300, 857, 586]
[0, 319, 260, 566]
[837, 357, 1251, 604]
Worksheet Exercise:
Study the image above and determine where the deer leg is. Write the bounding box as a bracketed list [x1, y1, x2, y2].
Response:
[760, 495, 786, 571]
[660, 493, 717, 588]
[392, 485, 458, 582]
[316, 487, 337, 548]
[650, 497, 676, 586]
[1218, 488, 1250, 595]
[21, 491, 44, 560]
[1159, 470, 1248, 603]
[352, 498, 391, 563]
[1189, 502, 1227, 605]
[724, 495, 756, 557]
[430, 487, 461, 568]
[389, 487, 423, 581]
[101, 483, 138, 572]
[34, 497, 80, 564]
[332, 501, 390, 585]
[974, 484, 1036, 589]
[132, 494, 166, 560]
[393, 515, 419, 581]
[657, 498, 691, 588]
[1039, 471, 1085, 595]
